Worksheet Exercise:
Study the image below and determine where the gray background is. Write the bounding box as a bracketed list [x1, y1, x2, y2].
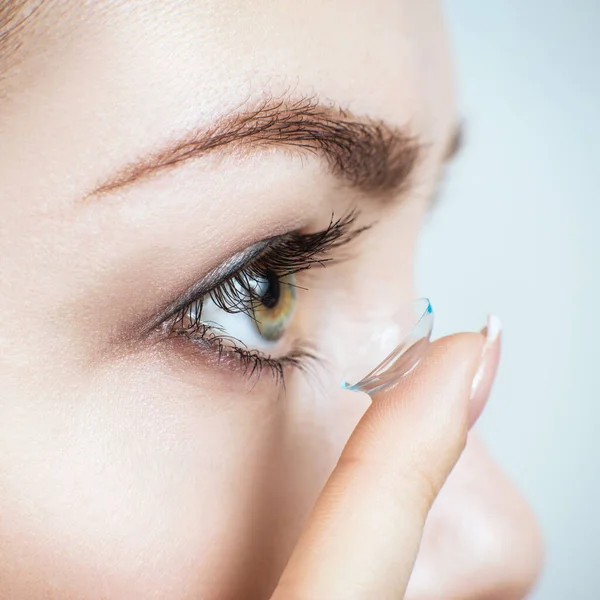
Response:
[418, 2, 600, 598]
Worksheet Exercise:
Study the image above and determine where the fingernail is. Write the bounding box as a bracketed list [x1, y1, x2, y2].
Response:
[469, 315, 502, 427]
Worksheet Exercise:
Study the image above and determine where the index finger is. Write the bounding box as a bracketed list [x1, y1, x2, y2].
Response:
[271, 332, 485, 600]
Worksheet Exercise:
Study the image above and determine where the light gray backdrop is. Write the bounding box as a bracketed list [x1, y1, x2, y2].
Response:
[418, 2, 600, 598]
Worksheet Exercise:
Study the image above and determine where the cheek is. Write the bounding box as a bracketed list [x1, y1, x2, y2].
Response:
[0, 348, 369, 599]
[0, 357, 297, 598]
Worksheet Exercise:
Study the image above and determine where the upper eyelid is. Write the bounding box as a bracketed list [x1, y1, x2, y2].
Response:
[145, 210, 366, 337]
[144, 236, 278, 334]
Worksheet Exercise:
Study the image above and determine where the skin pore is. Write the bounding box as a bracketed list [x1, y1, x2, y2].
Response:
[0, 1, 543, 598]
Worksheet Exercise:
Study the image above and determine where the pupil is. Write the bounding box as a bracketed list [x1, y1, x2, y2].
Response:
[260, 271, 281, 309]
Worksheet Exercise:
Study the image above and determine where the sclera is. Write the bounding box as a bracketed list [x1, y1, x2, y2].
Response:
[340, 298, 433, 395]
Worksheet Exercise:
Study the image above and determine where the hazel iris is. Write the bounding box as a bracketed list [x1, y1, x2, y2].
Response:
[251, 272, 296, 342]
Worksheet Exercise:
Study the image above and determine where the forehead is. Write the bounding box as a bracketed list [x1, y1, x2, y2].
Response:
[2, 0, 453, 125]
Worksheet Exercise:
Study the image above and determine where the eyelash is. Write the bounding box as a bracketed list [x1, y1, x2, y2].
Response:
[163, 210, 365, 385]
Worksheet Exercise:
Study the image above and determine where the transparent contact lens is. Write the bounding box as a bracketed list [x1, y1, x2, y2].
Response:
[341, 298, 434, 396]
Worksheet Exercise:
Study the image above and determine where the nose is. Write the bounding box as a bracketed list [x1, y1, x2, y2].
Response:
[406, 433, 544, 599]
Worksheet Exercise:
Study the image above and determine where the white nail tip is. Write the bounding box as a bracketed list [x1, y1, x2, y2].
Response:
[486, 315, 502, 343]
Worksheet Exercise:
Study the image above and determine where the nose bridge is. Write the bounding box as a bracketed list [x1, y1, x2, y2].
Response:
[406, 434, 544, 599]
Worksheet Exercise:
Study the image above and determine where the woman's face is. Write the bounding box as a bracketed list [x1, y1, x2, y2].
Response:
[0, 1, 542, 598]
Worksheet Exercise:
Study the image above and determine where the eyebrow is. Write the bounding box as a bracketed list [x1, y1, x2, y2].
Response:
[89, 95, 422, 200]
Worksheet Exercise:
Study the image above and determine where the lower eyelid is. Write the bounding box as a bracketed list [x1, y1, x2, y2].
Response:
[200, 299, 282, 353]
[164, 324, 295, 386]
[146, 335, 282, 398]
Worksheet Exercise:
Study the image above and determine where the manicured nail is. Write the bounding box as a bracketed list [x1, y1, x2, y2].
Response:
[469, 315, 502, 427]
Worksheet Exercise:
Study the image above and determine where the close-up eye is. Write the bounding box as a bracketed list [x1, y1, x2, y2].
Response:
[157, 211, 365, 383]
[175, 270, 297, 349]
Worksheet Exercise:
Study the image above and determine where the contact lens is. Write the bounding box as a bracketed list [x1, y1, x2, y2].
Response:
[341, 298, 434, 395]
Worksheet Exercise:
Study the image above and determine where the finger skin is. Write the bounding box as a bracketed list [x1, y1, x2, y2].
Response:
[271, 332, 485, 600]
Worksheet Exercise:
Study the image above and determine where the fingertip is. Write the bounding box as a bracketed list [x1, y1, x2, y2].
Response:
[371, 331, 485, 411]
[347, 330, 486, 477]
[424, 331, 486, 369]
